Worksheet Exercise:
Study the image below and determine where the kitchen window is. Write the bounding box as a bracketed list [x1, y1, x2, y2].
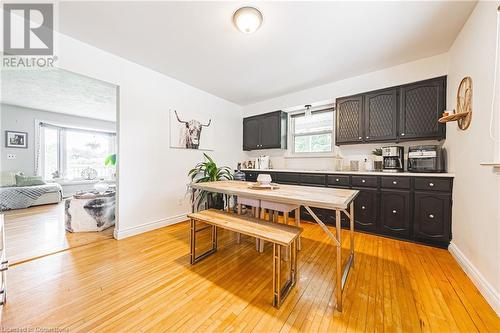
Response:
[290, 109, 334, 154]
[39, 122, 116, 180]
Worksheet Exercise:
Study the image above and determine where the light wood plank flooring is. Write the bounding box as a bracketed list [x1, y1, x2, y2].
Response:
[3, 203, 114, 265]
[2, 220, 498, 332]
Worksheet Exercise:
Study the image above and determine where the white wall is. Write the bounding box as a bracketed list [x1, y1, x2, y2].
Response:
[242, 54, 449, 170]
[0, 103, 116, 175]
[54, 32, 243, 238]
[444, 1, 500, 315]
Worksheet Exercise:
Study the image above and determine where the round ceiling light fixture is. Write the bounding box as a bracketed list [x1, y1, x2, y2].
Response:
[233, 6, 263, 34]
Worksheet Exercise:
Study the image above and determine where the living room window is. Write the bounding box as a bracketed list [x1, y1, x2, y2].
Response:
[39, 123, 116, 180]
[290, 108, 334, 154]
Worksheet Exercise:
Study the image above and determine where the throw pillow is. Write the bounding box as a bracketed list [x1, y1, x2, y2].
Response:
[15, 175, 46, 186]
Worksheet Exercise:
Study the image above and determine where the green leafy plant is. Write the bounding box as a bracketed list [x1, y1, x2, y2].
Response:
[188, 153, 233, 210]
[105, 154, 117, 166]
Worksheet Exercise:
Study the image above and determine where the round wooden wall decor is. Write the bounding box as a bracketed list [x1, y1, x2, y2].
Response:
[456, 76, 472, 130]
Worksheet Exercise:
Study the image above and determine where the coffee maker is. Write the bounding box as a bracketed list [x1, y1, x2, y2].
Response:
[382, 146, 404, 172]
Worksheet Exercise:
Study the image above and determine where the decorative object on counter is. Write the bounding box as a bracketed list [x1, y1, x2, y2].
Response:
[372, 148, 384, 171]
[170, 109, 214, 150]
[333, 146, 344, 171]
[51, 170, 60, 179]
[349, 160, 359, 171]
[255, 155, 270, 169]
[234, 163, 246, 181]
[242, 161, 247, 169]
[188, 153, 233, 210]
[5, 131, 28, 148]
[247, 160, 254, 169]
[81, 167, 98, 180]
[438, 76, 472, 130]
[364, 158, 374, 171]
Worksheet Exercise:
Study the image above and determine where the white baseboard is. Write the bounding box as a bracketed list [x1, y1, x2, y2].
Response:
[449, 242, 500, 316]
[114, 213, 187, 240]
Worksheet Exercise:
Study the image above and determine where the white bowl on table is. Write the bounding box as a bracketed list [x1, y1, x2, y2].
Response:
[257, 174, 272, 185]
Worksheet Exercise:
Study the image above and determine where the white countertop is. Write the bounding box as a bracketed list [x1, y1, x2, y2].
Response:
[241, 168, 454, 178]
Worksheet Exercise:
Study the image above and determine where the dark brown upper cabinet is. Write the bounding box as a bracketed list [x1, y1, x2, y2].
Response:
[399, 77, 446, 141]
[335, 76, 446, 145]
[364, 88, 398, 142]
[243, 111, 287, 151]
[335, 95, 363, 144]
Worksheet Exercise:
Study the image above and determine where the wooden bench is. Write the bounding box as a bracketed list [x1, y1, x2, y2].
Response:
[187, 209, 302, 308]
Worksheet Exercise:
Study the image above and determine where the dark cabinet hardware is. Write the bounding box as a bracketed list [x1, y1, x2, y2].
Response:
[243, 111, 287, 150]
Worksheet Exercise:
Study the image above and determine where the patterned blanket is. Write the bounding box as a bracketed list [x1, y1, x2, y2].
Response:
[0, 183, 62, 211]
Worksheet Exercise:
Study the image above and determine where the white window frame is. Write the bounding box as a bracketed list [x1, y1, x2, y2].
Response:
[286, 107, 335, 158]
[36, 119, 116, 180]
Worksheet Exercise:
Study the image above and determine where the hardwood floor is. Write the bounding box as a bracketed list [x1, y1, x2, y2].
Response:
[3, 203, 114, 265]
[2, 220, 498, 332]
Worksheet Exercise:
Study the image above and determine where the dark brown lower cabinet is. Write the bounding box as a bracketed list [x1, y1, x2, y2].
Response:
[243, 170, 453, 248]
[353, 188, 379, 233]
[380, 190, 410, 237]
[413, 192, 451, 243]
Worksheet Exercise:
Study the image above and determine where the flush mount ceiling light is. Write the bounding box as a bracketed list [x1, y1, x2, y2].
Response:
[233, 6, 263, 34]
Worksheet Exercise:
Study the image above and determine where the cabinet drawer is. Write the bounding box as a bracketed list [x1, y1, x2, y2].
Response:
[352, 175, 378, 188]
[275, 172, 299, 184]
[327, 175, 350, 187]
[300, 174, 326, 186]
[245, 171, 259, 182]
[381, 176, 410, 189]
[414, 177, 452, 192]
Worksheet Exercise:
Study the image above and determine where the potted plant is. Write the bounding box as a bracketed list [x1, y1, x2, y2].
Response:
[188, 153, 233, 210]
[105, 153, 117, 179]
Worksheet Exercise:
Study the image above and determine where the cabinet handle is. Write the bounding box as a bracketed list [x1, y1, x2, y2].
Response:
[358, 136, 362, 140]
[361, 206, 366, 210]
[392, 210, 397, 214]
[336, 178, 340, 182]
[429, 183, 434, 187]
[366, 136, 369, 139]
[392, 181, 398, 185]
[361, 179, 366, 183]
[401, 133, 405, 136]
[429, 214, 435, 219]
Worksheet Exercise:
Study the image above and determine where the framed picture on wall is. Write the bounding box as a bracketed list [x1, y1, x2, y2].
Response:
[5, 131, 28, 148]
[169, 109, 214, 150]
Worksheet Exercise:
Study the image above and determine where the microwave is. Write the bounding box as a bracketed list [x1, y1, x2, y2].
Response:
[407, 145, 445, 173]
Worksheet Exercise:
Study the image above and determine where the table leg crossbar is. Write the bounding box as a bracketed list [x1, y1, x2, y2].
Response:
[190, 219, 218, 264]
[304, 202, 355, 312]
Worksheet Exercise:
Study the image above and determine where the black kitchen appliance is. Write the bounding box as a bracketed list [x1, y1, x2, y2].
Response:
[408, 145, 445, 173]
[382, 146, 404, 172]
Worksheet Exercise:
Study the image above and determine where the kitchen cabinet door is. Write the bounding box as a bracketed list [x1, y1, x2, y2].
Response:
[380, 190, 410, 237]
[259, 112, 282, 149]
[364, 89, 398, 142]
[399, 77, 446, 140]
[336, 95, 364, 144]
[413, 192, 451, 243]
[354, 188, 379, 233]
[243, 117, 260, 150]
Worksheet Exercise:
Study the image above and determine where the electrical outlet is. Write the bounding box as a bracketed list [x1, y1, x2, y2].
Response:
[7, 154, 16, 160]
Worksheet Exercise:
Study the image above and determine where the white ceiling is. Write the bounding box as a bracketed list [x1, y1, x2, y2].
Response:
[1, 69, 117, 122]
[58, 1, 476, 105]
